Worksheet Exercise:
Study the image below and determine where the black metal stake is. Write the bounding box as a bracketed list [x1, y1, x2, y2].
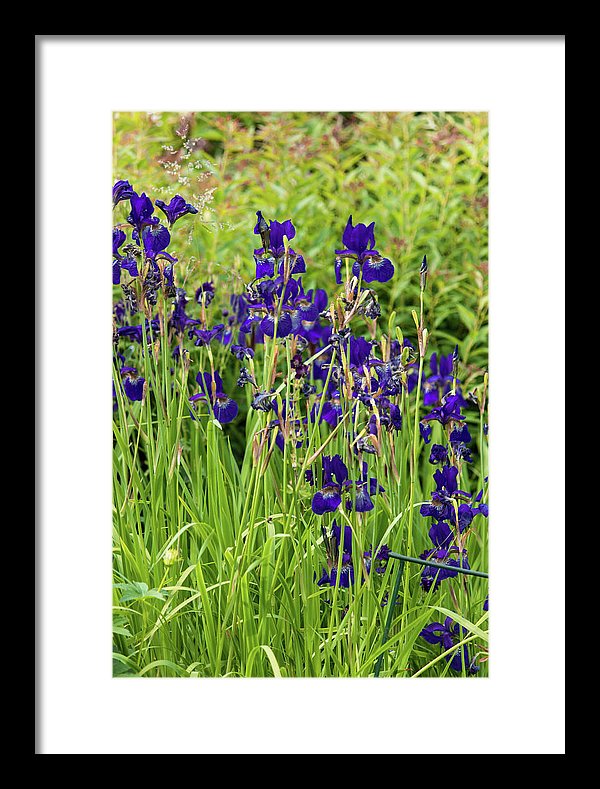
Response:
[388, 551, 489, 579]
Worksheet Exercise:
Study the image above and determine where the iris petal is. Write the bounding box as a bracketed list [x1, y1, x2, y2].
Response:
[311, 488, 341, 515]
[362, 257, 394, 283]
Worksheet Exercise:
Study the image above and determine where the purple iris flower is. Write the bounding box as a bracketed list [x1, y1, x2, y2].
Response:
[420, 464, 472, 524]
[305, 320, 332, 352]
[367, 401, 402, 440]
[268, 218, 295, 256]
[346, 462, 385, 513]
[450, 424, 473, 462]
[348, 478, 374, 512]
[190, 371, 238, 424]
[113, 179, 136, 207]
[386, 402, 403, 431]
[420, 463, 477, 539]
[229, 292, 250, 324]
[113, 228, 126, 256]
[423, 352, 454, 406]
[155, 195, 198, 226]
[116, 317, 160, 345]
[473, 485, 489, 518]
[431, 465, 470, 503]
[427, 504, 474, 547]
[320, 390, 343, 427]
[254, 256, 276, 280]
[331, 521, 353, 552]
[316, 558, 354, 589]
[239, 312, 261, 335]
[240, 281, 295, 339]
[135, 224, 172, 260]
[112, 228, 139, 285]
[116, 325, 143, 343]
[421, 392, 465, 426]
[163, 263, 176, 296]
[419, 547, 470, 591]
[289, 282, 323, 332]
[259, 311, 293, 339]
[368, 359, 401, 396]
[241, 214, 325, 350]
[450, 424, 471, 445]
[253, 213, 305, 278]
[348, 336, 373, 370]
[127, 192, 159, 234]
[317, 522, 390, 588]
[316, 522, 355, 588]
[429, 444, 449, 465]
[311, 455, 349, 515]
[120, 366, 145, 402]
[290, 352, 309, 380]
[335, 215, 394, 283]
[420, 423, 432, 444]
[120, 257, 140, 280]
[475, 502, 489, 517]
[429, 351, 453, 383]
[420, 616, 479, 673]
[189, 324, 225, 347]
[220, 316, 238, 348]
[423, 352, 470, 408]
[254, 215, 295, 258]
[363, 544, 390, 575]
[230, 344, 254, 361]
[195, 281, 216, 306]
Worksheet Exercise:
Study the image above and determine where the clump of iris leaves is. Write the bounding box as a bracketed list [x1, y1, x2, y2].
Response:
[112, 181, 489, 678]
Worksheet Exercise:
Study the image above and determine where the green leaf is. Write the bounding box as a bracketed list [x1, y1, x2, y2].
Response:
[429, 606, 489, 642]
[114, 581, 167, 604]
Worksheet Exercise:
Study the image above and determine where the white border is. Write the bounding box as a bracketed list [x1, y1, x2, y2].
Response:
[38, 36, 565, 754]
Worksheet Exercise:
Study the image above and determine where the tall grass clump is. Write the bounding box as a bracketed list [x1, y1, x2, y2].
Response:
[112, 112, 488, 678]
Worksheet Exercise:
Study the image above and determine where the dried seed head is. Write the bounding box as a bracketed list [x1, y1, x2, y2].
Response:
[251, 391, 274, 412]
[364, 292, 381, 319]
[356, 437, 377, 455]
[121, 283, 138, 314]
[467, 390, 480, 408]
[236, 368, 256, 388]
[123, 243, 142, 258]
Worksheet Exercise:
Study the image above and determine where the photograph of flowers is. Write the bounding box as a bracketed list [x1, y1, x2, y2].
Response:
[112, 111, 489, 678]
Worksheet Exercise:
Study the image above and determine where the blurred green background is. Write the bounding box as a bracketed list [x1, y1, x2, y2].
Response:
[113, 110, 488, 373]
